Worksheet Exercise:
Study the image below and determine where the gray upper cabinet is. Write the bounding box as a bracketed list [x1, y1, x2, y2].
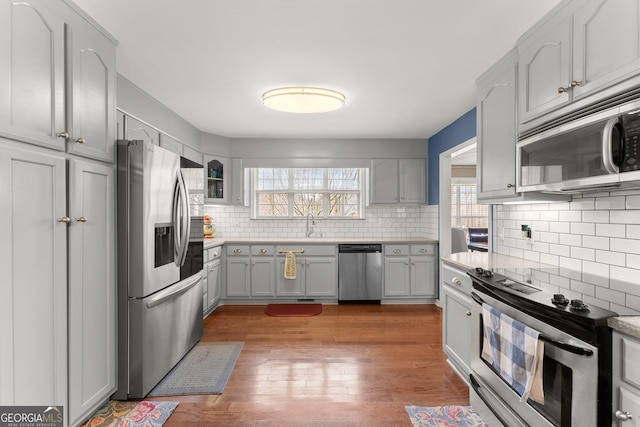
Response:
[124, 115, 160, 146]
[0, 0, 116, 163]
[371, 158, 426, 204]
[0, 0, 66, 150]
[517, 10, 572, 125]
[518, 0, 640, 129]
[477, 49, 518, 200]
[160, 133, 183, 156]
[66, 13, 116, 163]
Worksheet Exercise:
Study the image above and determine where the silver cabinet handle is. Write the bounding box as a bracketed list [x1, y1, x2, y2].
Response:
[571, 80, 582, 88]
[393, 249, 401, 254]
[234, 249, 242, 254]
[75, 137, 86, 144]
[452, 277, 462, 286]
[75, 216, 87, 222]
[56, 131, 69, 138]
[259, 248, 267, 253]
[466, 311, 472, 316]
[506, 183, 514, 188]
[419, 248, 427, 253]
[615, 410, 633, 421]
[57, 216, 70, 223]
[213, 252, 219, 257]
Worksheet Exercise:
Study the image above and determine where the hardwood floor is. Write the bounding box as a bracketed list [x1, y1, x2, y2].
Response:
[148, 304, 469, 426]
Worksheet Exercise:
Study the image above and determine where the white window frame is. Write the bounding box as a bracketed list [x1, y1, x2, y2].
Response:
[250, 167, 366, 219]
[451, 178, 489, 228]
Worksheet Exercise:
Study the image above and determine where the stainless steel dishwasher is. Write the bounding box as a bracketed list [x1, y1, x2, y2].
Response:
[338, 244, 382, 304]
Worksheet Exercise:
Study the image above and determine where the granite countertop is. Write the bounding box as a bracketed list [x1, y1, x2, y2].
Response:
[441, 251, 640, 339]
[204, 237, 438, 249]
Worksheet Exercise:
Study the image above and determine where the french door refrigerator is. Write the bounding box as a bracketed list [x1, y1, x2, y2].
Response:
[114, 139, 203, 399]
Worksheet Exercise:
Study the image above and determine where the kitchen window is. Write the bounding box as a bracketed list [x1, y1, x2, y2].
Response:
[252, 167, 365, 219]
[451, 180, 488, 228]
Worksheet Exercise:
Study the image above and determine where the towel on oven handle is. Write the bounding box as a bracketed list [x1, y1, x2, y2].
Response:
[481, 303, 544, 404]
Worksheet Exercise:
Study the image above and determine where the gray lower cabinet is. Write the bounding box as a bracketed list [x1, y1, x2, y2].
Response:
[275, 246, 337, 299]
[67, 159, 116, 426]
[203, 246, 222, 315]
[251, 245, 276, 297]
[612, 330, 640, 425]
[384, 244, 436, 298]
[0, 140, 116, 426]
[441, 261, 473, 381]
[226, 253, 251, 298]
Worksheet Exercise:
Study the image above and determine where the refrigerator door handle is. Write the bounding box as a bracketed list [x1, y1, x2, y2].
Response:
[146, 273, 201, 308]
[177, 170, 190, 266]
[173, 175, 184, 266]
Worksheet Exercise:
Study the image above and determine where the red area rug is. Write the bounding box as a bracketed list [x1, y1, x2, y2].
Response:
[265, 303, 322, 317]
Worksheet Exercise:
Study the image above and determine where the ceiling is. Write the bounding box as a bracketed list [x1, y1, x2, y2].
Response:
[74, 0, 561, 140]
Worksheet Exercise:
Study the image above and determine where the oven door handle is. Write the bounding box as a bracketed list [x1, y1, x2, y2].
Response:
[471, 291, 484, 305]
[538, 335, 594, 356]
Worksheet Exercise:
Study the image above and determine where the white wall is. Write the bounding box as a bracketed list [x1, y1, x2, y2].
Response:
[205, 204, 439, 240]
[493, 189, 640, 315]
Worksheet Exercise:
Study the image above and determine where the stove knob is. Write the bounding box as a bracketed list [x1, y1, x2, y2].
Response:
[570, 299, 588, 310]
[482, 270, 494, 278]
[475, 267, 484, 274]
[552, 294, 569, 305]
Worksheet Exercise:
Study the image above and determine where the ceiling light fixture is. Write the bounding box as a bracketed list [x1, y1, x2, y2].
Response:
[262, 87, 345, 113]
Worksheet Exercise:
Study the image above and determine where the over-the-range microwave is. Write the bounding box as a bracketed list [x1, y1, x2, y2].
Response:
[517, 99, 640, 193]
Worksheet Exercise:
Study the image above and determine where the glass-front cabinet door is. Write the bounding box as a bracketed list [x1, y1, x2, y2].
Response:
[204, 155, 227, 203]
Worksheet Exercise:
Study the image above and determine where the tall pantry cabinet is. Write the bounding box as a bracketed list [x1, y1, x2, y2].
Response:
[0, 1, 117, 426]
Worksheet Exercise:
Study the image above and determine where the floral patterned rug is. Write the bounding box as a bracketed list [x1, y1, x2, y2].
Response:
[405, 405, 488, 427]
[81, 400, 178, 427]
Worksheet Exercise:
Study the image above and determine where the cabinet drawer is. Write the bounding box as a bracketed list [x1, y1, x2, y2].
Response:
[206, 247, 222, 262]
[276, 245, 336, 257]
[385, 245, 409, 256]
[226, 245, 250, 256]
[251, 245, 275, 256]
[622, 336, 640, 389]
[442, 263, 472, 295]
[411, 244, 436, 256]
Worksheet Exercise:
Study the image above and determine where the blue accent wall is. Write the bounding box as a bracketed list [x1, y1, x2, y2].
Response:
[427, 108, 477, 205]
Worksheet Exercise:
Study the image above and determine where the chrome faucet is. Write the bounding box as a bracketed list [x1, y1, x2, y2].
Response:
[305, 213, 315, 237]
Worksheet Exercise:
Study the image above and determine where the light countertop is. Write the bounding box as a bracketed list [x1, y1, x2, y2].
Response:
[204, 237, 438, 249]
[441, 251, 640, 338]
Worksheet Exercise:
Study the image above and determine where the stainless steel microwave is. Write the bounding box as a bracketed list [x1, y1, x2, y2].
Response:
[517, 99, 640, 193]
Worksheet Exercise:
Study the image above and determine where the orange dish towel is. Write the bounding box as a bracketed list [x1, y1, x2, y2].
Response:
[284, 251, 297, 279]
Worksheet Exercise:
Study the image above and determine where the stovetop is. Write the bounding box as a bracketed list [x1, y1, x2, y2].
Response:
[467, 267, 618, 325]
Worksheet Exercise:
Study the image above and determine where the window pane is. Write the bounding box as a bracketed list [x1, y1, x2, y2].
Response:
[292, 168, 323, 190]
[293, 193, 324, 216]
[258, 193, 289, 216]
[328, 168, 359, 190]
[258, 168, 289, 190]
[328, 193, 359, 217]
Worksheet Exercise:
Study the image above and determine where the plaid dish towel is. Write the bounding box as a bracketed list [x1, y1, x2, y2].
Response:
[481, 303, 544, 403]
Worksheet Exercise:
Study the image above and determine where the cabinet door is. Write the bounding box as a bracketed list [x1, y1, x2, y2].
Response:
[0, 142, 67, 407]
[442, 285, 472, 377]
[0, 0, 66, 150]
[477, 50, 518, 200]
[518, 15, 572, 123]
[226, 257, 250, 297]
[68, 159, 116, 425]
[66, 13, 116, 163]
[204, 155, 228, 203]
[410, 256, 435, 297]
[183, 144, 202, 165]
[384, 257, 410, 297]
[572, 0, 640, 101]
[160, 133, 183, 156]
[251, 258, 276, 297]
[399, 159, 426, 204]
[230, 158, 244, 205]
[371, 159, 399, 203]
[125, 115, 160, 146]
[207, 259, 221, 307]
[276, 258, 305, 296]
[305, 257, 337, 297]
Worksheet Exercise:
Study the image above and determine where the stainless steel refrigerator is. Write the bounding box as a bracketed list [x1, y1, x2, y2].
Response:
[114, 140, 203, 399]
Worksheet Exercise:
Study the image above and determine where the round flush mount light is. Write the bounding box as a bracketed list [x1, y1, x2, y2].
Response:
[262, 87, 346, 113]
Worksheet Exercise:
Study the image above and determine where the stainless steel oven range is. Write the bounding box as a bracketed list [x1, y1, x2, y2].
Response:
[467, 267, 617, 427]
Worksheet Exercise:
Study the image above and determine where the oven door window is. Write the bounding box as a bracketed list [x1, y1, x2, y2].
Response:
[528, 356, 573, 427]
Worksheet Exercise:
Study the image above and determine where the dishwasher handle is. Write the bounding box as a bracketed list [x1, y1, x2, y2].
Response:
[338, 244, 382, 253]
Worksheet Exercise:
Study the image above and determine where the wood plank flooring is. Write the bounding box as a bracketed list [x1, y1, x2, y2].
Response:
[147, 304, 469, 426]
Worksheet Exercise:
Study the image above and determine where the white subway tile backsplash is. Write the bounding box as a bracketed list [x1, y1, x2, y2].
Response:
[595, 196, 626, 210]
[559, 233, 582, 246]
[596, 223, 626, 238]
[611, 210, 640, 224]
[570, 222, 596, 235]
[582, 210, 609, 223]
[582, 236, 609, 250]
[549, 221, 570, 233]
[596, 250, 627, 267]
[610, 265, 640, 296]
[582, 261, 609, 288]
[559, 210, 582, 222]
[628, 225, 640, 239]
[627, 195, 640, 209]
[570, 280, 595, 296]
[627, 254, 640, 269]
[571, 246, 595, 261]
[611, 238, 640, 255]
[570, 198, 595, 210]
